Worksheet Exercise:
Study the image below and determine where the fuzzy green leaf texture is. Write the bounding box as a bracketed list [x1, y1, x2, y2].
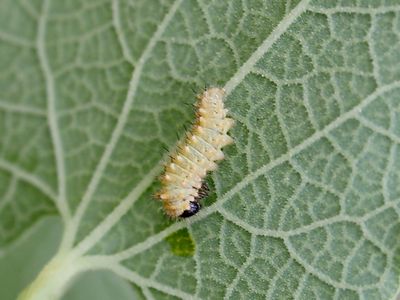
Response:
[1, 0, 400, 299]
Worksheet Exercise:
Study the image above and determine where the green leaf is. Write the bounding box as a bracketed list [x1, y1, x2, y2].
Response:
[1, 0, 400, 299]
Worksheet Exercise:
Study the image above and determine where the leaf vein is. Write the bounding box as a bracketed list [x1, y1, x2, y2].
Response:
[37, 0, 70, 221]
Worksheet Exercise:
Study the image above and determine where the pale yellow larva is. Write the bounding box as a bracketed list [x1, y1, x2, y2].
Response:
[156, 87, 234, 218]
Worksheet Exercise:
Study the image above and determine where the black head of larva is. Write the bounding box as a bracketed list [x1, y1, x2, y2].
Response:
[179, 182, 209, 218]
[180, 201, 200, 218]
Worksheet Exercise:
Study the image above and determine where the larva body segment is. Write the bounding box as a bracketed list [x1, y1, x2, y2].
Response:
[157, 87, 234, 218]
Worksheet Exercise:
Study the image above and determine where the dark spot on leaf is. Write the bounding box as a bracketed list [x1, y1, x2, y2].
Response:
[165, 228, 195, 257]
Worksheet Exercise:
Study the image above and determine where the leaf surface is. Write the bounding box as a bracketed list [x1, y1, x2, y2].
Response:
[1, 0, 400, 298]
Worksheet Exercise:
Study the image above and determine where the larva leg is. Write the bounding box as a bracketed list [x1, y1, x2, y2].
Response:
[195, 181, 209, 201]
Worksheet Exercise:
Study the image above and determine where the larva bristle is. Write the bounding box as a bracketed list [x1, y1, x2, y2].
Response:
[156, 87, 234, 218]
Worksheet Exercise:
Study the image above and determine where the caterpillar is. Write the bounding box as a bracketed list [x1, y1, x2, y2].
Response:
[157, 87, 234, 218]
